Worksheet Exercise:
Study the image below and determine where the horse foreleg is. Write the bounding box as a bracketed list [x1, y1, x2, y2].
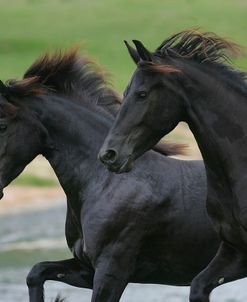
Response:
[90, 238, 139, 302]
[189, 241, 247, 302]
[26, 258, 94, 302]
[91, 262, 129, 302]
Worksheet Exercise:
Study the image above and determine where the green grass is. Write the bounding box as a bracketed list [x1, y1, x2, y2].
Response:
[12, 174, 58, 187]
[0, 248, 70, 268]
[1, 0, 247, 185]
[0, 0, 247, 90]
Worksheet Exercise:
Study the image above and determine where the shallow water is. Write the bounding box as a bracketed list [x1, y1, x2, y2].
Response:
[1, 201, 247, 302]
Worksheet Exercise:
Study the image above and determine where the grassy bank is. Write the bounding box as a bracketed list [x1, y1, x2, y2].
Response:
[0, 0, 247, 91]
[13, 174, 58, 187]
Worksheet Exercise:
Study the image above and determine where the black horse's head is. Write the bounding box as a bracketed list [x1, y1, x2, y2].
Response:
[0, 79, 50, 199]
[99, 40, 184, 173]
[99, 30, 241, 173]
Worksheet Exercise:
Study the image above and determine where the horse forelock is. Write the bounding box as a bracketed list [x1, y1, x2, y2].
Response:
[138, 61, 181, 74]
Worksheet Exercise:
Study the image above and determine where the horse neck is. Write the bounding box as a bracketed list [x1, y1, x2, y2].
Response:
[27, 95, 112, 196]
[183, 64, 247, 184]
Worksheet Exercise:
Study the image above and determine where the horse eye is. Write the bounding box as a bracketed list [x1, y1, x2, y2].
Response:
[137, 91, 147, 99]
[0, 124, 7, 133]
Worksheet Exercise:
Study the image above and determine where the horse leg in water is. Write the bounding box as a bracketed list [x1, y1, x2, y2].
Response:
[27, 258, 93, 302]
[190, 242, 247, 302]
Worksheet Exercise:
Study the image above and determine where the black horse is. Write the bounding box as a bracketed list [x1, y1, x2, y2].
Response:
[0, 50, 219, 302]
[99, 30, 247, 301]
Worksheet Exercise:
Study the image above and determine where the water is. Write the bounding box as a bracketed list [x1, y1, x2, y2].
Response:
[1, 200, 247, 302]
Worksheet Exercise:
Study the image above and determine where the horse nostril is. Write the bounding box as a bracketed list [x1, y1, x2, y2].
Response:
[100, 149, 118, 164]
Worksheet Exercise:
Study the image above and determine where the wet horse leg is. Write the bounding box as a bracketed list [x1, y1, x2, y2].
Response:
[190, 242, 247, 302]
[27, 258, 94, 302]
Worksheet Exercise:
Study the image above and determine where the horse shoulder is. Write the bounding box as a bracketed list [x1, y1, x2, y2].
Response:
[80, 176, 158, 258]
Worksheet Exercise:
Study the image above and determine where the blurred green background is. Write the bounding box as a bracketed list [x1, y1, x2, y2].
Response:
[1, 0, 247, 89]
[0, 0, 247, 185]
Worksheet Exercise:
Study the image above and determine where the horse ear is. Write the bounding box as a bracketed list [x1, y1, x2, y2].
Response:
[124, 40, 140, 64]
[1, 101, 18, 117]
[132, 40, 152, 62]
[0, 80, 8, 97]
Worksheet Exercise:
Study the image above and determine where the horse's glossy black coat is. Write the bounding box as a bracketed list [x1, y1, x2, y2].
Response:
[0, 51, 219, 302]
[99, 30, 247, 301]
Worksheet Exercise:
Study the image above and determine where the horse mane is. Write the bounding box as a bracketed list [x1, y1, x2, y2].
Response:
[0, 49, 121, 111]
[23, 48, 121, 108]
[153, 141, 187, 157]
[1, 77, 47, 97]
[2, 49, 186, 157]
[155, 29, 242, 64]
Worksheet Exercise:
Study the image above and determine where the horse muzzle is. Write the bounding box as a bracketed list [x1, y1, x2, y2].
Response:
[98, 149, 133, 174]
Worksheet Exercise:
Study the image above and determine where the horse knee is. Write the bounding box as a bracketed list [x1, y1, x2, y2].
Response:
[26, 262, 48, 287]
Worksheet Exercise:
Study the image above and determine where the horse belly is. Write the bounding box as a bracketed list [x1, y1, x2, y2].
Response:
[131, 249, 214, 286]
[131, 258, 194, 285]
[131, 227, 219, 286]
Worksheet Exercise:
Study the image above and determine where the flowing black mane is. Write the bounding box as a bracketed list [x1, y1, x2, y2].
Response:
[1, 49, 121, 111]
[0, 49, 186, 157]
[149, 29, 247, 93]
[155, 29, 242, 64]
[23, 49, 121, 109]
[133, 29, 246, 87]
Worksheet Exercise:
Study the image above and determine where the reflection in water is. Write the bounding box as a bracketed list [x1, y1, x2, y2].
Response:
[0, 201, 247, 302]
